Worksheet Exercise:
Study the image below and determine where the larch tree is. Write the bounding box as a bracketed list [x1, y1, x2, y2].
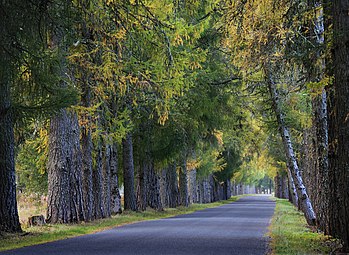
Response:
[328, 0, 349, 250]
[1, 0, 78, 231]
[224, 0, 317, 225]
[46, 1, 85, 224]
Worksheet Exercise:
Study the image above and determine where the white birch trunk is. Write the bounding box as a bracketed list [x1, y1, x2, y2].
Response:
[267, 72, 316, 225]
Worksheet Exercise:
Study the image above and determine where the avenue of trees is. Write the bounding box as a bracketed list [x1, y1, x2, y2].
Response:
[0, 0, 348, 251]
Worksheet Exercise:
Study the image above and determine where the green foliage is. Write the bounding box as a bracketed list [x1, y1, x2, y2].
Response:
[16, 126, 49, 194]
[1, 0, 79, 126]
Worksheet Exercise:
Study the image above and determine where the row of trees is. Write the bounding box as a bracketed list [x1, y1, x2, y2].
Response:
[1, 0, 271, 232]
[1, 0, 348, 251]
[225, 0, 349, 250]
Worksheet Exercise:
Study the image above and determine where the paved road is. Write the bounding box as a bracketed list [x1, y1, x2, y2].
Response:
[2, 195, 275, 255]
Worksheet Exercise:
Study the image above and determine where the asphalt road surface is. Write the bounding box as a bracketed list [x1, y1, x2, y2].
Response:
[2, 195, 275, 255]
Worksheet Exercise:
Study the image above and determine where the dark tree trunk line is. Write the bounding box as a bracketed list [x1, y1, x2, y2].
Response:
[225, 179, 232, 199]
[312, 63, 329, 234]
[83, 131, 121, 220]
[77, 3, 95, 221]
[179, 156, 189, 207]
[167, 163, 180, 208]
[136, 151, 147, 211]
[102, 141, 112, 217]
[146, 162, 163, 211]
[81, 125, 93, 221]
[93, 139, 105, 219]
[69, 114, 85, 222]
[305, 1, 330, 233]
[0, 69, 21, 232]
[274, 171, 289, 199]
[122, 133, 137, 211]
[198, 174, 215, 204]
[301, 129, 317, 211]
[135, 122, 163, 211]
[110, 142, 122, 214]
[159, 163, 180, 208]
[159, 169, 168, 207]
[267, 69, 316, 225]
[329, 0, 349, 249]
[80, 79, 94, 221]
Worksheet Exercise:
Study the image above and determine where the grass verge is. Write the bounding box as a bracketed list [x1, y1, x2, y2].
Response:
[0, 196, 243, 252]
[269, 198, 340, 255]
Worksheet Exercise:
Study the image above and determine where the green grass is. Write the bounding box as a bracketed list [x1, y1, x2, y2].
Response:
[269, 198, 339, 255]
[0, 196, 243, 252]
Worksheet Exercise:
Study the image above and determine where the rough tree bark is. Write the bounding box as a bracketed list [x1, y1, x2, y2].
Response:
[78, 2, 94, 222]
[146, 162, 163, 211]
[330, 0, 349, 248]
[159, 169, 168, 207]
[275, 172, 289, 199]
[168, 163, 180, 207]
[179, 156, 189, 207]
[188, 169, 198, 204]
[93, 140, 104, 219]
[267, 71, 316, 225]
[122, 133, 137, 211]
[102, 142, 111, 217]
[0, 69, 21, 232]
[80, 84, 93, 221]
[110, 143, 122, 214]
[197, 175, 215, 203]
[301, 129, 316, 210]
[225, 179, 232, 199]
[159, 163, 180, 208]
[308, 1, 329, 233]
[136, 157, 147, 211]
[47, 110, 85, 223]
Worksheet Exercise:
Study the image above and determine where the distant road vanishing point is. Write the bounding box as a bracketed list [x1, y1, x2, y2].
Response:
[2, 195, 275, 255]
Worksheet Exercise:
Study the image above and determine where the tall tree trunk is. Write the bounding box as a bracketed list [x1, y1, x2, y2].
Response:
[93, 139, 104, 219]
[179, 156, 188, 207]
[267, 72, 316, 225]
[81, 88, 93, 221]
[287, 168, 299, 207]
[301, 129, 316, 210]
[159, 168, 168, 207]
[0, 70, 21, 232]
[136, 158, 147, 211]
[146, 162, 163, 211]
[70, 114, 85, 222]
[81, 126, 93, 221]
[188, 169, 198, 204]
[308, 1, 330, 233]
[225, 179, 232, 199]
[78, 4, 94, 221]
[274, 172, 282, 198]
[275, 172, 289, 199]
[47, 110, 85, 223]
[110, 143, 122, 214]
[46, 12, 85, 223]
[167, 163, 180, 208]
[122, 133, 137, 211]
[103, 142, 111, 217]
[330, 0, 349, 248]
